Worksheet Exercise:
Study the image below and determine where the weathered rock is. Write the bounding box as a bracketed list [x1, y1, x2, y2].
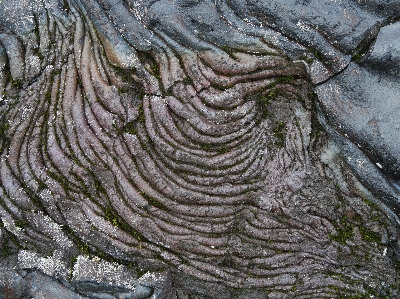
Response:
[25, 271, 84, 299]
[0, 268, 26, 299]
[0, 0, 400, 298]
[316, 21, 400, 219]
[362, 21, 400, 78]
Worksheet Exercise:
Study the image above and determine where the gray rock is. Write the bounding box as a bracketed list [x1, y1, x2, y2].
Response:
[25, 271, 86, 299]
[82, 293, 117, 299]
[316, 21, 400, 219]
[361, 22, 400, 78]
[74, 281, 153, 299]
[75, 281, 130, 294]
[0, 268, 26, 299]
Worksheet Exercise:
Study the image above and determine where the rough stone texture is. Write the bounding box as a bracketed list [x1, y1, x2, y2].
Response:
[316, 21, 400, 218]
[0, 0, 400, 298]
[0, 267, 152, 299]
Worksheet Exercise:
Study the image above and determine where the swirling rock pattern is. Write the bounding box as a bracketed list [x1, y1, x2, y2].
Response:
[0, 0, 400, 298]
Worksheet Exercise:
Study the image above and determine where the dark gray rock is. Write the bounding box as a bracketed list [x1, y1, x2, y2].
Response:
[25, 271, 85, 299]
[0, 268, 155, 299]
[0, 269, 88, 299]
[0, 268, 26, 299]
[361, 21, 400, 78]
[316, 21, 400, 219]
[75, 281, 130, 294]
[74, 281, 152, 299]
[354, 0, 400, 18]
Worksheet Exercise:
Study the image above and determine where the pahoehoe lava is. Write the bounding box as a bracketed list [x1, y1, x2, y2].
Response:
[0, 0, 400, 298]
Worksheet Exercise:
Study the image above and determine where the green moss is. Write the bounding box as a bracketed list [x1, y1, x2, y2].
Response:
[105, 205, 119, 227]
[62, 226, 90, 255]
[33, 47, 44, 61]
[142, 192, 169, 211]
[362, 198, 379, 211]
[10, 78, 22, 89]
[121, 120, 137, 135]
[307, 91, 327, 148]
[300, 55, 314, 64]
[272, 121, 286, 148]
[359, 226, 381, 243]
[275, 76, 295, 85]
[352, 213, 362, 223]
[88, 170, 108, 198]
[137, 50, 161, 79]
[137, 103, 145, 124]
[14, 220, 28, 229]
[0, 221, 13, 257]
[0, 227, 22, 257]
[48, 171, 74, 194]
[257, 89, 280, 120]
[266, 89, 280, 101]
[77, 76, 83, 87]
[117, 87, 130, 94]
[151, 63, 160, 79]
[217, 144, 229, 155]
[329, 214, 354, 245]
[68, 255, 78, 279]
[45, 91, 52, 102]
[231, 226, 241, 234]
[351, 53, 362, 62]
[182, 76, 194, 86]
[62, 0, 70, 13]
[199, 143, 214, 152]
[115, 66, 136, 83]
[0, 240, 10, 257]
[103, 202, 146, 241]
[78, 243, 89, 253]
[0, 121, 10, 156]
[309, 48, 323, 61]
[351, 28, 380, 64]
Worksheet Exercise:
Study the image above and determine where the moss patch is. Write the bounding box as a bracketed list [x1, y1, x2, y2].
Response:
[359, 225, 381, 243]
[272, 121, 287, 148]
[329, 214, 354, 245]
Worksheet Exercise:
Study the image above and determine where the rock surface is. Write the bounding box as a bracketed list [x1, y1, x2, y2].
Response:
[0, 0, 400, 298]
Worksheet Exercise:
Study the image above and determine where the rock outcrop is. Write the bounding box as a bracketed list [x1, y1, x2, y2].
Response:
[0, 0, 400, 298]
